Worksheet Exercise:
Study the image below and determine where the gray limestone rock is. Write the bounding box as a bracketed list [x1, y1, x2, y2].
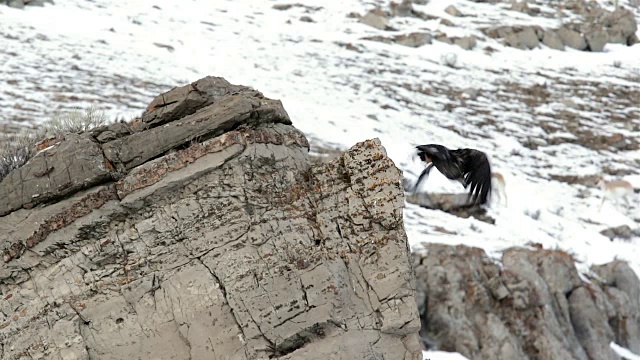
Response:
[542, 30, 565, 50]
[585, 27, 608, 51]
[556, 26, 588, 50]
[505, 27, 540, 49]
[395, 32, 432, 47]
[360, 9, 390, 31]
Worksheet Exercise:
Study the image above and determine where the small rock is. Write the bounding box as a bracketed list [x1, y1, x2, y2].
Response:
[434, 33, 454, 44]
[440, 18, 454, 26]
[488, 277, 510, 300]
[600, 225, 633, 241]
[299, 16, 314, 23]
[360, 10, 389, 30]
[511, 1, 540, 16]
[96, 131, 118, 143]
[444, 5, 463, 17]
[395, 32, 432, 47]
[453, 36, 477, 50]
[361, 35, 392, 45]
[272, 3, 295, 10]
[153, 42, 175, 52]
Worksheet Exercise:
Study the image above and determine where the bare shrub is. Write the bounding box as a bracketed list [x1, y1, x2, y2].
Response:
[0, 106, 109, 181]
[46, 106, 108, 135]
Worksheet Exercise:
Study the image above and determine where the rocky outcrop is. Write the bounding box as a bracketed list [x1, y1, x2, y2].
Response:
[414, 244, 640, 360]
[483, 6, 638, 51]
[358, 1, 438, 31]
[483, 26, 544, 50]
[0, 76, 422, 359]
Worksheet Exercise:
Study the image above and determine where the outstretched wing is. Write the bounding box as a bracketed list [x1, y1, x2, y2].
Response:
[453, 149, 492, 205]
[416, 144, 463, 181]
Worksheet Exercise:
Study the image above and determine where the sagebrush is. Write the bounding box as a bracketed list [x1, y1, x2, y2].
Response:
[0, 107, 109, 181]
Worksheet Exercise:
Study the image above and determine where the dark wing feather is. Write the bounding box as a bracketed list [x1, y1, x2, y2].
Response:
[452, 149, 492, 205]
[416, 144, 464, 181]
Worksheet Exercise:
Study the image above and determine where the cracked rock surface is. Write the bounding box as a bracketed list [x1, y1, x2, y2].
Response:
[0, 76, 422, 360]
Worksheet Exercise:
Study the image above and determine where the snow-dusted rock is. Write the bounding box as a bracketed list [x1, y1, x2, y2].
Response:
[444, 5, 463, 17]
[360, 9, 391, 30]
[505, 27, 540, 50]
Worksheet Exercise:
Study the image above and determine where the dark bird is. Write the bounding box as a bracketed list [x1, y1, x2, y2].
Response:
[412, 144, 492, 205]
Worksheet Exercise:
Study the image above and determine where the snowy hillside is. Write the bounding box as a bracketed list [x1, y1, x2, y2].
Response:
[1, 0, 640, 358]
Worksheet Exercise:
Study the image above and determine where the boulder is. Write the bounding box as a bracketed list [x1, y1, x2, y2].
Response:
[599, 7, 638, 44]
[585, 27, 608, 51]
[599, 225, 635, 241]
[505, 27, 540, 49]
[0, 77, 422, 359]
[511, 1, 541, 16]
[444, 5, 463, 17]
[395, 32, 433, 47]
[556, 26, 587, 50]
[542, 30, 565, 50]
[360, 9, 390, 30]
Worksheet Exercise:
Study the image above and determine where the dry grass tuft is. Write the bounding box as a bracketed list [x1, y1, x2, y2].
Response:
[0, 106, 108, 181]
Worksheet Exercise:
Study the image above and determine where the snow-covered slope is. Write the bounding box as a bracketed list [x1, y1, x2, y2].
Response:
[2, 1, 640, 358]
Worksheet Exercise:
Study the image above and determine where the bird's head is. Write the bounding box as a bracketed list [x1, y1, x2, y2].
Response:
[416, 144, 451, 164]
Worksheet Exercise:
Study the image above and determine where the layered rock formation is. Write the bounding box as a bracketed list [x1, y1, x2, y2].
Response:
[0, 77, 422, 359]
[415, 244, 640, 360]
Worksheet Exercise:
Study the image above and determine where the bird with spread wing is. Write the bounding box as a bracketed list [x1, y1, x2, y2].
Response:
[411, 144, 492, 206]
